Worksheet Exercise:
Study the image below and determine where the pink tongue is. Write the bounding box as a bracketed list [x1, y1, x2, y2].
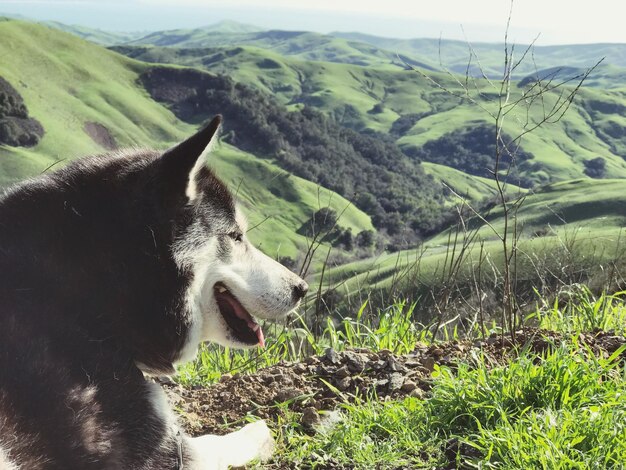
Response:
[224, 294, 265, 347]
[256, 326, 265, 348]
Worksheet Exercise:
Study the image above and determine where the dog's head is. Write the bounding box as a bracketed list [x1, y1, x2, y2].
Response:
[157, 116, 308, 359]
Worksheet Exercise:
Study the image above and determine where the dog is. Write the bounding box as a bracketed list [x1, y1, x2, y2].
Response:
[0, 115, 308, 469]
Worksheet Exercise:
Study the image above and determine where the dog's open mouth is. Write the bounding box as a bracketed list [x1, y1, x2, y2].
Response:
[214, 282, 265, 347]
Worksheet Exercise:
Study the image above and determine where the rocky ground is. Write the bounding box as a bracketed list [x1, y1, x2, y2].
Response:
[161, 328, 626, 438]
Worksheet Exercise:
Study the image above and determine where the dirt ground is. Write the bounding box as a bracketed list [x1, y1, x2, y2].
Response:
[160, 328, 626, 437]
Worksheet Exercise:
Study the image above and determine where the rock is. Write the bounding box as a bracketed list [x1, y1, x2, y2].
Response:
[375, 379, 389, 388]
[335, 365, 350, 378]
[401, 379, 417, 393]
[386, 356, 407, 373]
[274, 387, 301, 402]
[409, 387, 425, 398]
[371, 359, 387, 370]
[336, 376, 352, 391]
[344, 351, 368, 372]
[404, 359, 421, 368]
[305, 356, 320, 365]
[301, 407, 321, 428]
[388, 373, 404, 391]
[316, 364, 332, 376]
[420, 357, 436, 372]
[324, 348, 341, 364]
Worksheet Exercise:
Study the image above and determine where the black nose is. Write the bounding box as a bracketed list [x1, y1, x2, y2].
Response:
[292, 281, 309, 301]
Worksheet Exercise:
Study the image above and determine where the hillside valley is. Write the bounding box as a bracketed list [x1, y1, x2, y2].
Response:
[1, 16, 626, 307]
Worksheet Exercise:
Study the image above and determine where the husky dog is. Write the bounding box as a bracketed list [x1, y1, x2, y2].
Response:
[0, 116, 308, 469]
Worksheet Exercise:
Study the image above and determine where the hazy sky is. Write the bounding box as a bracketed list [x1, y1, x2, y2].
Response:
[0, 0, 624, 44]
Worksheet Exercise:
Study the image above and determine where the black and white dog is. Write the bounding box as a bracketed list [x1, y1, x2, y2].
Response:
[0, 116, 308, 469]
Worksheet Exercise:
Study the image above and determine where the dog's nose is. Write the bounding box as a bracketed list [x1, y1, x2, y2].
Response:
[292, 280, 309, 301]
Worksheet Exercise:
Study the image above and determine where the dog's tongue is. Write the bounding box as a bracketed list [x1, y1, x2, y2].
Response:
[221, 290, 265, 347]
[254, 325, 265, 348]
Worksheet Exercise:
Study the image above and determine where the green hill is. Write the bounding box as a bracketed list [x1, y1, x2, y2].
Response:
[323, 178, 626, 296]
[126, 25, 626, 84]
[0, 19, 373, 261]
[126, 29, 433, 70]
[116, 43, 626, 191]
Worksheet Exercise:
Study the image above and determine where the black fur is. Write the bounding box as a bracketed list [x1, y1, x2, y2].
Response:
[0, 116, 234, 469]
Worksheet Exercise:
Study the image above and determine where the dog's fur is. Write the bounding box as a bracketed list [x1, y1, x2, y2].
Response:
[0, 116, 308, 469]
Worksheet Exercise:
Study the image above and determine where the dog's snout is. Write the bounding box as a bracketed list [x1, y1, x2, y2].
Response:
[292, 280, 309, 301]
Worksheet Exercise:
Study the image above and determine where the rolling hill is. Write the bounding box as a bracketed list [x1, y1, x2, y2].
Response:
[115, 43, 626, 190]
[0, 19, 373, 261]
[321, 178, 626, 302]
[124, 23, 626, 83]
[125, 27, 434, 70]
[2, 16, 626, 295]
[332, 32, 626, 80]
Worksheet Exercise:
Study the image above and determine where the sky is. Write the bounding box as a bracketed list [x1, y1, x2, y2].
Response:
[0, 0, 624, 45]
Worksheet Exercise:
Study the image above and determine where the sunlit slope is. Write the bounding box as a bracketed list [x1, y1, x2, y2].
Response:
[323, 178, 626, 292]
[0, 19, 373, 260]
[118, 44, 626, 190]
[0, 18, 191, 186]
[211, 145, 373, 260]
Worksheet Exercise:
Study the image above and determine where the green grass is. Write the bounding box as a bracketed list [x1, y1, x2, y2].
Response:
[0, 19, 190, 187]
[176, 300, 425, 386]
[321, 178, 626, 295]
[533, 286, 626, 335]
[267, 341, 626, 469]
[173, 288, 626, 468]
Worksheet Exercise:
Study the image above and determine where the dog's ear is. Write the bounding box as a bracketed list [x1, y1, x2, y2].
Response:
[159, 115, 222, 202]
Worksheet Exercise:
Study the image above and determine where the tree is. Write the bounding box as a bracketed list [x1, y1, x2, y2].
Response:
[584, 157, 607, 178]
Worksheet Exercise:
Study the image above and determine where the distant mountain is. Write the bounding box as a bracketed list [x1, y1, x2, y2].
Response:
[126, 25, 626, 84]
[518, 63, 626, 90]
[201, 20, 263, 34]
[331, 32, 626, 79]
[41, 21, 146, 45]
[126, 28, 435, 69]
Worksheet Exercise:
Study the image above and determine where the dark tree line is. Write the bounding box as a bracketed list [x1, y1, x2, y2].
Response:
[406, 125, 535, 188]
[0, 77, 44, 148]
[141, 67, 451, 238]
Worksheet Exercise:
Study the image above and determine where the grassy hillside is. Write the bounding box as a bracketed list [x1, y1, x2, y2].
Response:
[126, 25, 626, 82]
[117, 44, 626, 192]
[0, 19, 372, 261]
[322, 178, 626, 293]
[0, 18, 188, 187]
[211, 145, 373, 260]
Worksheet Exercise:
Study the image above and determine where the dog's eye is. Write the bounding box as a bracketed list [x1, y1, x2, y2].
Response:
[229, 232, 243, 242]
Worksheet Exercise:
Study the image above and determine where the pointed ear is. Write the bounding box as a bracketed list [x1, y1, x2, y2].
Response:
[159, 115, 222, 202]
